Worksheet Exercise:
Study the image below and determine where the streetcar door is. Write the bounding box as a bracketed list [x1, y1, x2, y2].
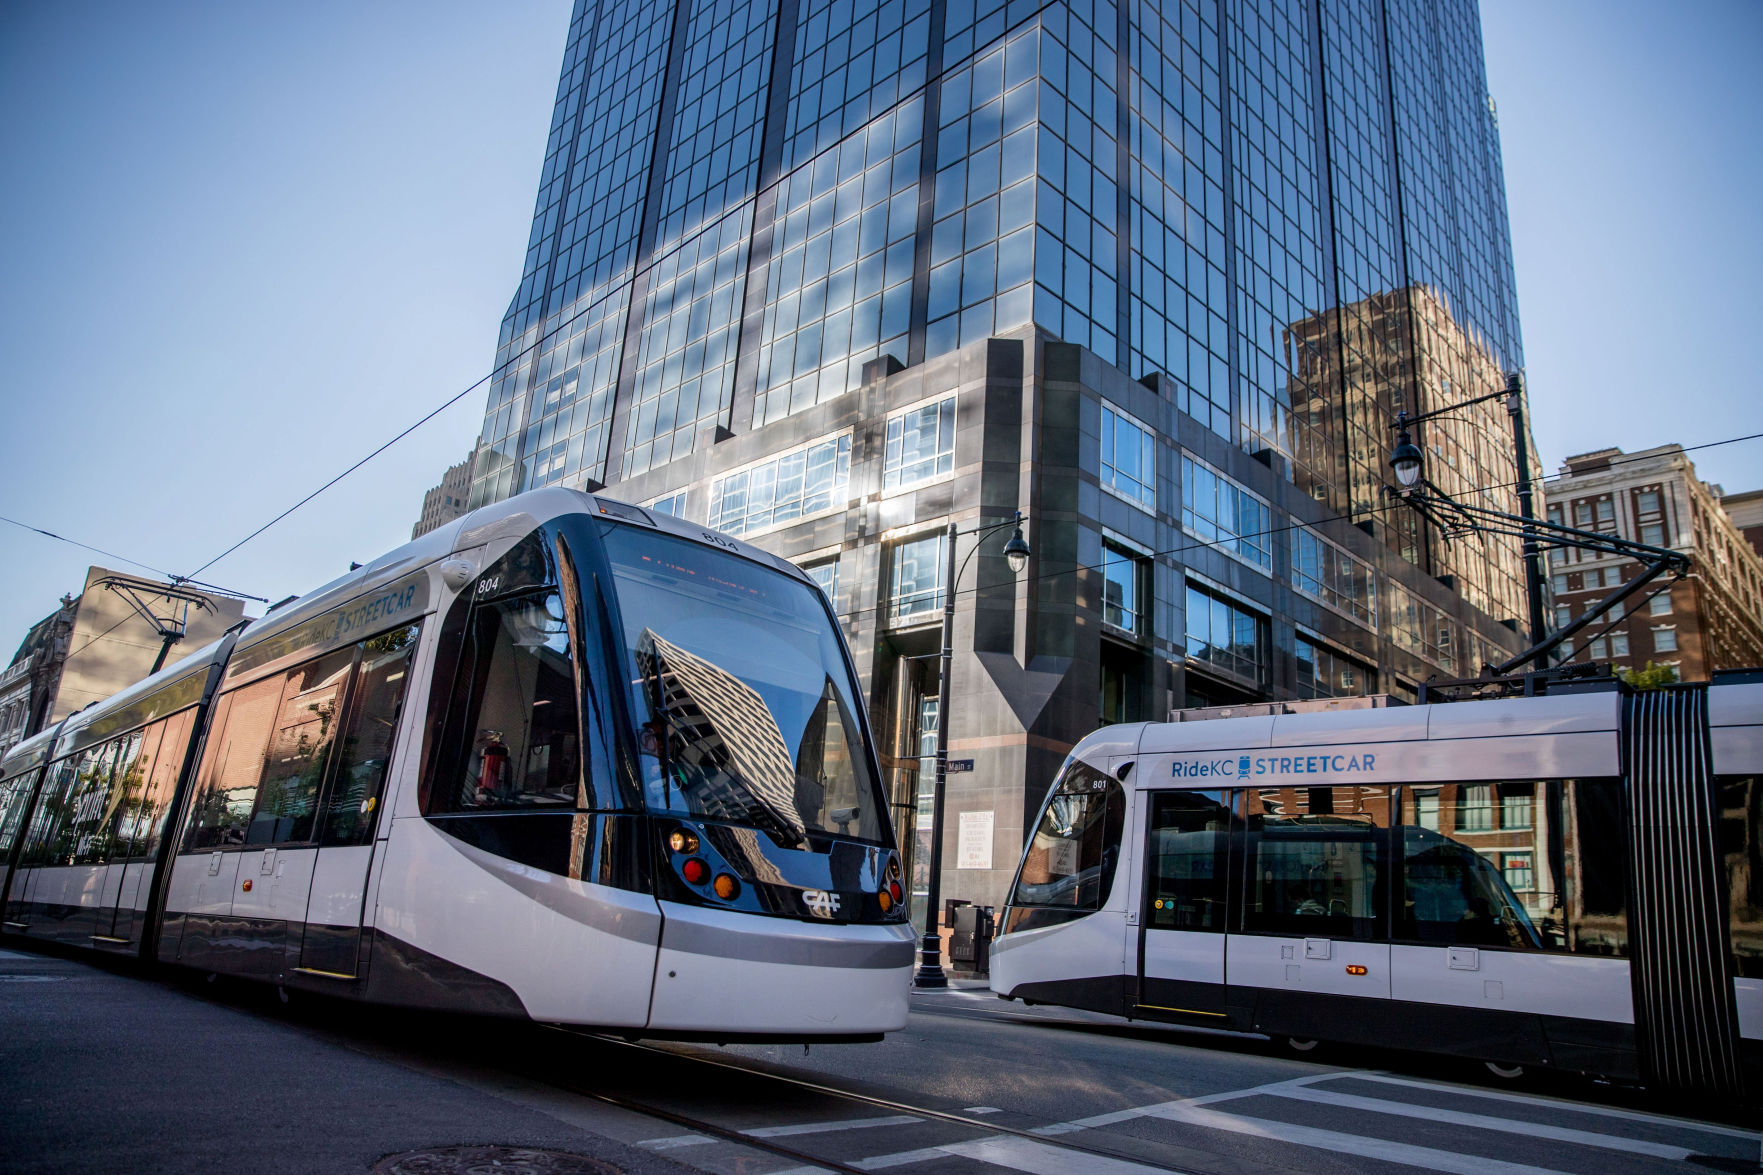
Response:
[297, 625, 419, 979]
[1224, 786, 1393, 1015]
[1135, 789, 1232, 1020]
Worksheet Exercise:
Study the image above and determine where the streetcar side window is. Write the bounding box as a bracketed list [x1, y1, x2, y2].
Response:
[0, 767, 40, 858]
[428, 591, 583, 814]
[187, 678, 282, 850]
[1012, 760, 1124, 911]
[1718, 776, 1761, 980]
[321, 624, 419, 846]
[1393, 780, 1628, 957]
[244, 648, 356, 845]
[1145, 790, 1231, 931]
[1241, 786, 1390, 940]
[126, 709, 194, 861]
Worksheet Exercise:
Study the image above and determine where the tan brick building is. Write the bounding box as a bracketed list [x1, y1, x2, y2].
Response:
[1543, 445, 1763, 681]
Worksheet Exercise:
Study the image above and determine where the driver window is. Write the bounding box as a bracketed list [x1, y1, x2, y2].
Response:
[430, 591, 583, 813]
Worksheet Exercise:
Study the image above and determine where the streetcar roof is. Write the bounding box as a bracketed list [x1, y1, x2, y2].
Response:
[52, 638, 230, 757]
[225, 486, 815, 671]
[1072, 691, 1629, 774]
[0, 726, 57, 778]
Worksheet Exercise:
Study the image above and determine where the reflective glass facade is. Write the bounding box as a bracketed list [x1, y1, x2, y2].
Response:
[463, 0, 1536, 911]
[474, 1, 1529, 619]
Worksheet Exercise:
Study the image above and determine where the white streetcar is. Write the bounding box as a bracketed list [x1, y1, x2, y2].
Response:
[0, 489, 913, 1040]
[991, 684, 1762, 1097]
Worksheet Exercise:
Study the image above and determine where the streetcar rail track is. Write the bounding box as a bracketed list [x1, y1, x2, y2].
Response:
[539, 1024, 1191, 1173]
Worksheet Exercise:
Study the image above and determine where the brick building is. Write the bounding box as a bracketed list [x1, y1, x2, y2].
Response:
[1543, 445, 1763, 681]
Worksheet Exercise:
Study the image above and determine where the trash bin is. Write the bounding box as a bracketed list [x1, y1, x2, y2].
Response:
[950, 904, 994, 976]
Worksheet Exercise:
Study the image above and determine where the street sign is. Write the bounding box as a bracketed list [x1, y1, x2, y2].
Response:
[946, 758, 974, 773]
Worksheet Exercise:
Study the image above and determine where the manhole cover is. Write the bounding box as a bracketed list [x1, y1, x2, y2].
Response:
[372, 1147, 623, 1175]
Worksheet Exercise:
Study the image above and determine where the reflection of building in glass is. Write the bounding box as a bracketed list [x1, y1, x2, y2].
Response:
[636, 629, 804, 838]
[440, 0, 1537, 914]
[1285, 284, 1535, 625]
[1543, 445, 1763, 680]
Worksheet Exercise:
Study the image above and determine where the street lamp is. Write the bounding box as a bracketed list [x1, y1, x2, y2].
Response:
[914, 509, 1030, 989]
[1388, 417, 1424, 490]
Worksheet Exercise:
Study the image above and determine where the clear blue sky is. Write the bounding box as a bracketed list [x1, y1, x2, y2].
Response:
[1, 1, 1759, 651]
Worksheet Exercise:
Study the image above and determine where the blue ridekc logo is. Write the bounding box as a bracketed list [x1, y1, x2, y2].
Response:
[1172, 750, 1378, 779]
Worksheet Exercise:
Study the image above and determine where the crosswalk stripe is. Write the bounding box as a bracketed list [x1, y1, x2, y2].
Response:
[1267, 1084, 1694, 1160]
[932, 1136, 1183, 1174]
[635, 1134, 716, 1150]
[1139, 1101, 1567, 1175]
[1344, 1072, 1763, 1142]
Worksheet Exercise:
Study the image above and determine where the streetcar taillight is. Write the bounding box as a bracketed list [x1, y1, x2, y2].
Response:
[681, 857, 709, 885]
[712, 873, 740, 900]
[668, 828, 699, 854]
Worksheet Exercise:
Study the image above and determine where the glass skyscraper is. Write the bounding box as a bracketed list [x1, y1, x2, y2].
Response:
[462, 0, 1536, 910]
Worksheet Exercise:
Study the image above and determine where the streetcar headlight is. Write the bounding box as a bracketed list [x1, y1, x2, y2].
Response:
[668, 828, 699, 855]
[681, 857, 710, 886]
[712, 873, 741, 901]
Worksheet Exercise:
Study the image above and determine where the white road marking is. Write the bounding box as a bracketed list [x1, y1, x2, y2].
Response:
[854, 1137, 1181, 1174]
[1267, 1084, 1695, 1161]
[937, 1136, 1185, 1173]
[963, 1106, 1003, 1114]
[1141, 1101, 1564, 1175]
[635, 1134, 717, 1150]
[1032, 1073, 1338, 1135]
[853, 1147, 953, 1170]
[745, 1114, 922, 1138]
[1344, 1072, 1763, 1142]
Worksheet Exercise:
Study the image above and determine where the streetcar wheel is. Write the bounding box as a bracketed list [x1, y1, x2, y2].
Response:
[1484, 1061, 1525, 1080]
[1282, 1036, 1320, 1053]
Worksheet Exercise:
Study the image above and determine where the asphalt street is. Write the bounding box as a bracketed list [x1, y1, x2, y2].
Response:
[2, 944, 1758, 1175]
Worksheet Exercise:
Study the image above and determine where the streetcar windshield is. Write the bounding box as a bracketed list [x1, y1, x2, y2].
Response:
[601, 526, 886, 846]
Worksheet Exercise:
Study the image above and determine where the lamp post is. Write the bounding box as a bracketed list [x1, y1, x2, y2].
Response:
[914, 510, 1030, 989]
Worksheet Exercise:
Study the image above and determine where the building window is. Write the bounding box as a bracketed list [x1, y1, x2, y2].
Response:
[1184, 584, 1266, 686]
[1100, 404, 1157, 511]
[1595, 500, 1615, 528]
[884, 395, 956, 491]
[1640, 522, 1666, 547]
[1294, 636, 1370, 700]
[1101, 543, 1144, 635]
[1588, 637, 1607, 659]
[1648, 594, 1672, 616]
[1551, 574, 1568, 595]
[647, 491, 688, 518]
[1637, 489, 1662, 516]
[1457, 785, 1494, 832]
[1293, 528, 1376, 627]
[1181, 456, 1271, 570]
[1501, 783, 1533, 830]
[1609, 632, 1629, 657]
[1414, 789, 1441, 832]
[803, 558, 839, 611]
[889, 532, 948, 625]
[708, 433, 851, 537]
[1387, 584, 1457, 673]
[1502, 852, 1535, 895]
[1554, 605, 1572, 628]
[1654, 627, 1678, 653]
